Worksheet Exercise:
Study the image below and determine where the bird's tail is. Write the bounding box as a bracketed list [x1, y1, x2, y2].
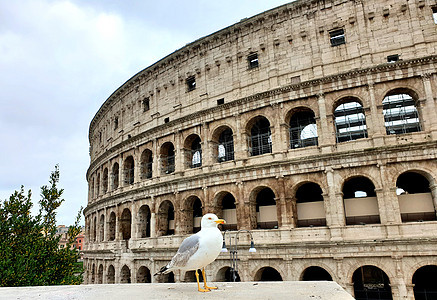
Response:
[154, 265, 169, 276]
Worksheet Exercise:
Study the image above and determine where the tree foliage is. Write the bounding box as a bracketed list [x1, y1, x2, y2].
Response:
[0, 166, 83, 286]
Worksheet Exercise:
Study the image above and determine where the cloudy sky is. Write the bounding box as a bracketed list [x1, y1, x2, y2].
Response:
[0, 0, 292, 226]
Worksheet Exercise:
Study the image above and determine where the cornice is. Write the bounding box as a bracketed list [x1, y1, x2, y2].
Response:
[86, 55, 437, 178]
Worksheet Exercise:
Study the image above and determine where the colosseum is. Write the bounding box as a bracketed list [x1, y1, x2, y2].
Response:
[84, 0, 437, 299]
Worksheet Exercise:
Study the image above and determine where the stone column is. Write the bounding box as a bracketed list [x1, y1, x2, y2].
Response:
[430, 183, 437, 218]
[422, 73, 437, 133]
[202, 122, 212, 167]
[174, 131, 184, 173]
[152, 138, 160, 178]
[233, 113, 246, 160]
[367, 82, 386, 146]
[316, 93, 334, 153]
[115, 205, 121, 240]
[271, 103, 285, 154]
[276, 176, 291, 228]
[324, 168, 345, 227]
[378, 164, 402, 224]
[235, 181, 251, 230]
[150, 196, 156, 238]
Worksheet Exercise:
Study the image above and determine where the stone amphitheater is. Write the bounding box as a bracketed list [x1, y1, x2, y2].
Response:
[84, 0, 437, 299]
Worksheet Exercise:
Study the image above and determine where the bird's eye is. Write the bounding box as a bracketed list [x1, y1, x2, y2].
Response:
[208, 217, 212, 220]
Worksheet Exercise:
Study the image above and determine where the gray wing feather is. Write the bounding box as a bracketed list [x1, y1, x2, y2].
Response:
[168, 235, 200, 268]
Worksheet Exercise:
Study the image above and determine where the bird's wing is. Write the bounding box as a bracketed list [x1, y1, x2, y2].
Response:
[168, 234, 200, 268]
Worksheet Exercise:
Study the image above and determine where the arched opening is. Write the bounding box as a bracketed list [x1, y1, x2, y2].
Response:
[107, 265, 115, 284]
[162, 272, 175, 283]
[383, 90, 421, 135]
[91, 263, 96, 284]
[289, 109, 318, 149]
[334, 100, 368, 143]
[255, 188, 278, 229]
[93, 216, 97, 242]
[99, 214, 104, 242]
[254, 267, 283, 281]
[157, 201, 175, 236]
[137, 266, 151, 283]
[140, 149, 153, 179]
[185, 135, 202, 168]
[120, 208, 132, 240]
[343, 177, 380, 225]
[108, 211, 116, 241]
[96, 173, 100, 196]
[160, 142, 175, 175]
[120, 265, 131, 284]
[219, 193, 237, 231]
[123, 156, 135, 185]
[184, 196, 203, 233]
[90, 178, 94, 199]
[112, 163, 119, 190]
[295, 182, 326, 227]
[352, 266, 392, 300]
[216, 127, 234, 162]
[97, 264, 103, 284]
[397, 172, 436, 222]
[248, 117, 272, 156]
[413, 265, 437, 300]
[102, 168, 108, 193]
[184, 270, 198, 282]
[301, 266, 332, 281]
[216, 266, 241, 282]
[138, 205, 151, 238]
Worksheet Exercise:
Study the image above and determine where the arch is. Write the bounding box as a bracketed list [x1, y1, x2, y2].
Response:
[107, 265, 115, 284]
[97, 264, 103, 284]
[254, 267, 283, 281]
[288, 107, 318, 149]
[157, 200, 175, 236]
[343, 176, 380, 225]
[383, 88, 421, 135]
[412, 265, 437, 299]
[160, 142, 175, 175]
[183, 196, 203, 233]
[301, 266, 332, 281]
[137, 266, 151, 283]
[138, 205, 151, 238]
[108, 211, 116, 241]
[91, 263, 96, 284]
[334, 98, 368, 143]
[295, 182, 326, 227]
[120, 208, 132, 240]
[396, 171, 436, 222]
[352, 265, 392, 300]
[215, 192, 237, 231]
[99, 214, 105, 242]
[252, 187, 278, 229]
[212, 126, 235, 162]
[123, 156, 135, 185]
[96, 173, 100, 196]
[112, 163, 119, 190]
[93, 216, 97, 242]
[184, 270, 198, 282]
[120, 265, 131, 284]
[140, 149, 153, 179]
[247, 116, 272, 156]
[216, 266, 241, 282]
[184, 134, 202, 168]
[161, 272, 175, 283]
[102, 168, 108, 193]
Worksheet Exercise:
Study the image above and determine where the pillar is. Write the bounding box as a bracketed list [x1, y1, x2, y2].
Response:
[317, 92, 334, 153]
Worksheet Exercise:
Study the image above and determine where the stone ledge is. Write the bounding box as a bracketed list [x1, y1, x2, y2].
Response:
[0, 281, 354, 300]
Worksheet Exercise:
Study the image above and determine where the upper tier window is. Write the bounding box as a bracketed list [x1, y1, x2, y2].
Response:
[330, 29, 345, 46]
[186, 76, 196, 92]
[248, 53, 259, 69]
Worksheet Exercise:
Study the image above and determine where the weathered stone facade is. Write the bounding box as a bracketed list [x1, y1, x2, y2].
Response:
[84, 0, 437, 299]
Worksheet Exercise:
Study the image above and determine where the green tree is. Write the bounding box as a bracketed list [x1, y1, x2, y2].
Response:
[0, 166, 83, 286]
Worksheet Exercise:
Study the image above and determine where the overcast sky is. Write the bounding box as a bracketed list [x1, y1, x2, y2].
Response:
[0, 0, 292, 226]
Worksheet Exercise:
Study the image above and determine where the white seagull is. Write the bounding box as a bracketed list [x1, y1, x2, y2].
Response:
[155, 213, 226, 292]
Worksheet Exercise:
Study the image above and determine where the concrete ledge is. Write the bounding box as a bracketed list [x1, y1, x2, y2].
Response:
[0, 281, 354, 300]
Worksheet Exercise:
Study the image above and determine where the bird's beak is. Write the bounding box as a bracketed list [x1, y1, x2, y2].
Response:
[215, 219, 226, 224]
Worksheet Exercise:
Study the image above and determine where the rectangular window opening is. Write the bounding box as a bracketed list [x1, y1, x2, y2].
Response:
[164, 117, 170, 123]
[186, 76, 196, 92]
[248, 53, 259, 69]
[433, 7, 437, 24]
[143, 97, 150, 112]
[217, 98, 224, 105]
[329, 29, 345, 47]
[387, 54, 399, 63]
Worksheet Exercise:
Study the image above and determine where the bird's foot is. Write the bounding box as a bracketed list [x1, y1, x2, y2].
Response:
[198, 287, 211, 292]
[204, 285, 217, 290]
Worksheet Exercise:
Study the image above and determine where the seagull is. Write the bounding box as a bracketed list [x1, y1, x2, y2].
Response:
[154, 213, 226, 292]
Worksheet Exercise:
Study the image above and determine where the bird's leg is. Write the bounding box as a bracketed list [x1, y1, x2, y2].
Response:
[202, 268, 217, 290]
[195, 269, 210, 292]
